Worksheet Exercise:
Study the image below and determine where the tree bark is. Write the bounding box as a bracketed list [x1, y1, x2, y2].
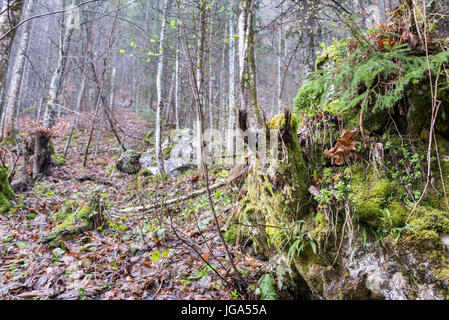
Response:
[155, 0, 169, 175]
[227, 5, 237, 159]
[0, 0, 25, 93]
[237, 0, 263, 128]
[2, 0, 35, 141]
[43, 0, 80, 129]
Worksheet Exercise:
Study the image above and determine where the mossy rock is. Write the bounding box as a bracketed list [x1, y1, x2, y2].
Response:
[116, 150, 142, 174]
[315, 38, 349, 70]
[0, 167, 13, 214]
[42, 190, 107, 245]
[267, 113, 299, 131]
[294, 79, 325, 115]
[405, 207, 449, 247]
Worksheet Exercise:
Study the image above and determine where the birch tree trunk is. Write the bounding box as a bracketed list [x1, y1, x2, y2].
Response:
[174, 25, 180, 129]
[218, 19, 228, 129]
[63, 71, 86, 158]
[165, 73, 175, 123]
[155, 0, 169, 175]
[0, 0, 24, 93]
[237, 0, 263, 128]
[195, 0, 208, 170]
[277, 25, 284, 114]
[43, 0, 80, 129]
[36, 25, 53, 122]
[3, 0, 35, 141]
[208, 42, 214, 129]
[226, 8, 236, 158]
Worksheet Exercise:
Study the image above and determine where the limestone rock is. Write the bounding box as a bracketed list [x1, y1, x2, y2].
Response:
[140, 128, 197, 176]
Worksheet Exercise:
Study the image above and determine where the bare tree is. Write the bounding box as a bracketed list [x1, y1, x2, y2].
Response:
[0, 0, 25, 93]
[155, 0, 169, 176]
[2, 0, 35, 141]
[43, 0, 81, 129]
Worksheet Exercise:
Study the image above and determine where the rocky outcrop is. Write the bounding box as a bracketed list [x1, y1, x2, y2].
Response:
[236, 9, 449, 299]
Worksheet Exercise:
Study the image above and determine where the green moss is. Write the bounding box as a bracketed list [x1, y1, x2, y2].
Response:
[216, 170, 229, 180]
[433, 267, 449, 281]
[267, 113, 299, 131]
[162, 145, 173, 159]
[315, 39, 349, 70]
[52, 154, 69, 165]
[239, 113, 310, 257]
[54, 200, 90, 231]
[386, 201, 408, 227]
[44, 190, 107, 246]
[293, 79, 325, 115]
[310, 211, 329, 242]
[406, 207, 449, 246]
[138, 168, 152, 177]
[224, 224, 238, 245]
[144, 130, 155, 145]
[0, 167, 13, 214]
[1, 131, 18, 146]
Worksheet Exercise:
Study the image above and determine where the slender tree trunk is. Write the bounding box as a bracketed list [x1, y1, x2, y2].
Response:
[227, 11, 237, 157]
[218, 20, 228, 129]
[37, 25, 53, 122]
[63, 71, 86, 158]
[155, 0, 169, 175]
[237, 0, 262, 127]
[208, 43, 214, 129]
[110, 57, 116, 110]
[43, 0, 80, 128]
[2, 0, 35, 141]
[174, 25, 180, 129]
[277, 24, 284, 114]
[0, 0, 24, 93]
[165, 73, 175, 123]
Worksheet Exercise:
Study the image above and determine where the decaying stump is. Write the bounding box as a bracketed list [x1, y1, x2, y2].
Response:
[237, 109, 310, 256]
[17, 125, 53, 186]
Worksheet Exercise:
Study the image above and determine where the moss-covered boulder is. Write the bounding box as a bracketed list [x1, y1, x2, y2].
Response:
[0, 167, 13, 214]
[240, 18, 449, 298]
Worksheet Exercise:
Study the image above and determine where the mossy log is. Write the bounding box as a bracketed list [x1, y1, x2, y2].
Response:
[41, 190, 107, 246]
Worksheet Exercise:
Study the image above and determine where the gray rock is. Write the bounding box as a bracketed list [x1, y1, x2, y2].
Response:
[116, 150, 142, 174]
[440, 234, 449, 250]
[140, 128, 197, 176]
[430, 0, 449, 40]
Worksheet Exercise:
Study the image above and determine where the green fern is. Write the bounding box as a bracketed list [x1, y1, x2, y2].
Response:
[294, 41, 449, 119]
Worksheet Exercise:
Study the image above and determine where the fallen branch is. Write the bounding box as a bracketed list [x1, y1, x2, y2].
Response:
[119, 181, 227, 214]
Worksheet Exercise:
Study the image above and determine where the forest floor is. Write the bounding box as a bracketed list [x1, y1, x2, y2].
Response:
[0, 109, 271, 300]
